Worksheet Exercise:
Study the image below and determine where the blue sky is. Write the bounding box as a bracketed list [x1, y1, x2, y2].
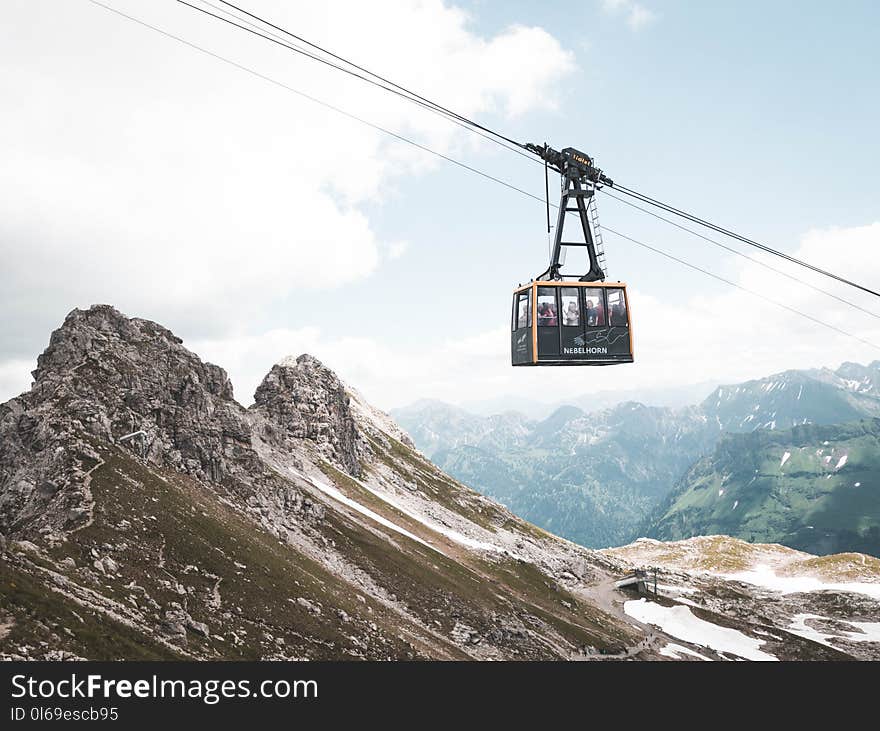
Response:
[362, 0, 880, 300]
[1, 0, 879, 410]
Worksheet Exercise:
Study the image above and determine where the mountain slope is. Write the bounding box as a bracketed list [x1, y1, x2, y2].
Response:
[3, 306, 878, 661]
[700, 368, 880, 433]
[398, 401, 715, 548]
[644, 420, 880, 557]
[0, 306, 643, 660]
[602, 535, 880, 660]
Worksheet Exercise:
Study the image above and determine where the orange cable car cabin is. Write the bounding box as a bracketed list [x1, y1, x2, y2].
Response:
[511, 281, 633, 365]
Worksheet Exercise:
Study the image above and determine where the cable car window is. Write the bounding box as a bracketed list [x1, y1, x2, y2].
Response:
[607, 288, 628, 326]
[537, 288, 558, 327]
[516, 292, 530, 329]
[583, 288, 605, 327]
[561, 288, 580, 326]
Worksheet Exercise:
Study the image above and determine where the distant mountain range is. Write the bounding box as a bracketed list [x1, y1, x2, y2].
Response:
[396, 401, 713, 549]
[644, 419, 880, 557]
[393, 361, 880, 554]
[457, 380, 721, 420]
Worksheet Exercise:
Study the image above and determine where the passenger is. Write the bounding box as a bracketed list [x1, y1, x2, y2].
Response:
[585, 299, 597, 326]
[594, 297, 605, 326]
[546, 303, 558, 326]
[537, 302, 550, 326]
[563, 300, 579, 326]
[610, 303, 626, 326]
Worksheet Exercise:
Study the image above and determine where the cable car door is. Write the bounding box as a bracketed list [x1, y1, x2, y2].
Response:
[536, 286, 560, 358]
[511, 288, 532, 365]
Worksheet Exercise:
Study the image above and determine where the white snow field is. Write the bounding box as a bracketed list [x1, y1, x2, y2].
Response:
[306, 474, 438, 552]
[788, 614, 880, 647]
[658, 643, 711, 661]
[725, 564, 880, 600]
[624, 599, 777, 661]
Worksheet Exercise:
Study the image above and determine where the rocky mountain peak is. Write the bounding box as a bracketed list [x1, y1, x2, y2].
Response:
[0, 305, 259, 536]
[25, 304, 245, 463]
[31, 304, 234, 403]
[2, 306, 387, 542]
[252, 354, 365, 477]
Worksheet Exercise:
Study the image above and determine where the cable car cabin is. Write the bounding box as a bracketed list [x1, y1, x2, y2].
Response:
[511, 281, 633, 366]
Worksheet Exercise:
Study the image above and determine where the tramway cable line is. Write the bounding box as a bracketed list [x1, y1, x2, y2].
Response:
[599, 189, 880, 322]
[85, 0, 880, 365]
[180, 0, 540, 162]
[180, 0, 879, 304]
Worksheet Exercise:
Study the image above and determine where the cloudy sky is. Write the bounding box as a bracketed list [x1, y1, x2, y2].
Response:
[2, 0, 879, 412]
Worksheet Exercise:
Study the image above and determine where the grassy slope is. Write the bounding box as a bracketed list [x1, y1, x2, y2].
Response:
[647, 420, 880, 556]
[2, 442, 449, 659]
[0, 560, 182, 660]
[2, 435, 636, 659]
[324, 441, 637, 655]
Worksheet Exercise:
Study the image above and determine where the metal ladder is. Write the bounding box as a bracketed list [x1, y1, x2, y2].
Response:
[588, 195, 607, 279]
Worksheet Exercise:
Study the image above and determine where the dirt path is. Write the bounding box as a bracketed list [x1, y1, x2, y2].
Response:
[70, 453, 105, 534]
[577, 573, 667, 658]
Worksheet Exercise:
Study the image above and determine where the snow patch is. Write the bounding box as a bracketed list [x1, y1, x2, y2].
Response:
[348, 473, 513, 556]
[788, 614, 880, 647]
[306, 474, 438, 552]
[844, 621, 880, 643]
[624, 599, 776, 661]
[659, 643, 711, 661]
[725, 564, 880, 601]
[780, 452, 791, 468]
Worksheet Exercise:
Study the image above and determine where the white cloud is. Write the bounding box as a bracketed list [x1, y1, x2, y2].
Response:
[384, 240, 410, 261]
[0, 360, 34, 403]
[0, 0, 574, 348]
[3, 1, 875, 416]
[626, 5, 656, 30]
[188, 221, 880, 410]
[601, 0, 657, 31]
[2, 222, 878, 411]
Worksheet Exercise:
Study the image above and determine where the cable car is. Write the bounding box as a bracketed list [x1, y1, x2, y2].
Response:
[512, 281, 632, 366]
[512, 145, 633, 366]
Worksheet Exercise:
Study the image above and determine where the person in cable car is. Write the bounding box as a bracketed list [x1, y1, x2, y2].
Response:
[538, 302, 557, 326]
[563, 300, 579, 326]
[586, 298, 605, 327]
[537, 303, 547, 325]
[585, 298, 596, 326]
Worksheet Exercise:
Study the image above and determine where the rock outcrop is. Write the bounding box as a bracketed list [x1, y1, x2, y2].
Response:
[0, 306, 265, 537]
[252, 355, 366, 477]
[0, 307, 380, 539]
